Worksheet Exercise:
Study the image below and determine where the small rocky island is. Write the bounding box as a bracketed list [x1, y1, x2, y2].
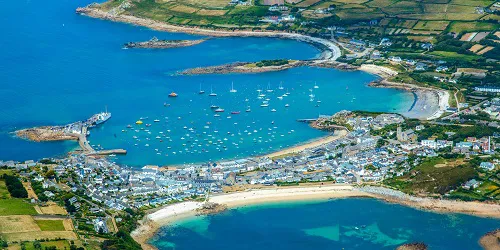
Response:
[124, 36, 207, 49]
[181, 59, 307, 75]
[196, 202, 227, 216]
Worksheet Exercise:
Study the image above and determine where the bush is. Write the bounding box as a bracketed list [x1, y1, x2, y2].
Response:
[3, 175, 28, 198]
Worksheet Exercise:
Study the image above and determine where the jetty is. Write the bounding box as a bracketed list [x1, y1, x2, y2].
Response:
[297, 118, 318, 123]
[16, 111, 126, 156]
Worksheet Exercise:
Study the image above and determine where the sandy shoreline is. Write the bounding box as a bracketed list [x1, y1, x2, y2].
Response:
[131, 185, 500, 249]
[359, 64, 449, 120]
[265, 129, 348, 158]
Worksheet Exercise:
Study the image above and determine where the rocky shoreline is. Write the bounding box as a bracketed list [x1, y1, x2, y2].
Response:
[124, 37, 207, 49]
[180, 60, 308, 75]
[16, 127, 79, 142]
[479, 229, 500, 250]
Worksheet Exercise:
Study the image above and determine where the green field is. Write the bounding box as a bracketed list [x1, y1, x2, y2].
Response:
[21, 240, 71, 250]
[0, 198, 37, 216]
[447, 21, 499, 33]
[429, 51, 480, 61]
[35, 219, 66, 231]
[384, 157, 477, 195]
[0, 180, 10, 199]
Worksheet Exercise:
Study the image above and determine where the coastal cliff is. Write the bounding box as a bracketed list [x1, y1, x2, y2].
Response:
[124, 37, 207, 49]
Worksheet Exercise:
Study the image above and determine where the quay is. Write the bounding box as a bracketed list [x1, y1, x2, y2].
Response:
[16, 110, 126, 156]
[86, 149, 127, 156]
[297, 118, 318, 123]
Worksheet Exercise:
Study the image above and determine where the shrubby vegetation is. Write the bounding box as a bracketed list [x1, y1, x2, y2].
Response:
[256, 59, 290, 67]
[3, 175, 27, 198]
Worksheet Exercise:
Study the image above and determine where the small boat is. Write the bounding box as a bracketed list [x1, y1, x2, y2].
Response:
[168, 92, 178, 97]
[279, 82, 284, 90]
[214, 114, 220, 117]
[135, 120, 143, 125]
[231, 111, 240, 114]
[209, 86, 217, 96]
[154, 119, 160, 122]
[277, 96, 283, 100]
[126, 125, 132, 128]
[314, 82, 319, 89]
[285, 104, 290, 107]
[246, 107, 251, 112]
[230, 82, 237, 93]
[266, 83, 273, 92]
[145, 124, 151, 127]
[199, 83, 205, 94]
[210, 104, 219, 109]
[215, 108, 225, 112]
[271, 109, 277, 112]
[260, 103, 269, 107]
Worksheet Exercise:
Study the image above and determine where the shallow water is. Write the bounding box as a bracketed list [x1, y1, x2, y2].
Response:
[0, 0, 413, 166]
[150, 198, 500, 250]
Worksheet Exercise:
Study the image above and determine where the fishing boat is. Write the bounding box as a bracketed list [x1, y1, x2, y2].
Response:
[199, 83, 205, 94]
[230, 82, 237, 93]
[209, 86, 217, 96]
[215, 108, 225, 112]
[231, 111, 240, 114]
[168, 92, 178, 97]
[135, 120, 143, 125]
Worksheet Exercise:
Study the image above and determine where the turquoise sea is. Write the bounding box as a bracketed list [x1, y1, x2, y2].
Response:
[150, 198, 500, 250]
[0, 0, 413, 166]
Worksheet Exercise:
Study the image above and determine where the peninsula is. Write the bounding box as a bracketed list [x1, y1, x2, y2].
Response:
[124, 36, 207, 49]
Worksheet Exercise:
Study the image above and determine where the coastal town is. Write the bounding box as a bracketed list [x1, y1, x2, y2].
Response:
[2, 102, 500, 248]
[1, 0, 499, 249]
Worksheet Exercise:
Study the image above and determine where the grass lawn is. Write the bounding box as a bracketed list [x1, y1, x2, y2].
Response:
[0, 199, 37, 216]
[0, 180, 10, 199]
[35, 220, 66, 231]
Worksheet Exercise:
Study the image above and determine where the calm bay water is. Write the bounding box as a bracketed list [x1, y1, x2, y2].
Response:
[0, 0, 412, 166]
[151, 198, 500, 250]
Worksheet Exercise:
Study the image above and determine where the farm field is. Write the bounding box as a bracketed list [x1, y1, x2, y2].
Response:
[0, 199, 37, 216]
[35, 219, 66, 231]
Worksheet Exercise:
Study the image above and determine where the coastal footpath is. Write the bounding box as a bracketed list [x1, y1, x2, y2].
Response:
[75, 6, 341, 61]
[131, 185, 500, 250]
